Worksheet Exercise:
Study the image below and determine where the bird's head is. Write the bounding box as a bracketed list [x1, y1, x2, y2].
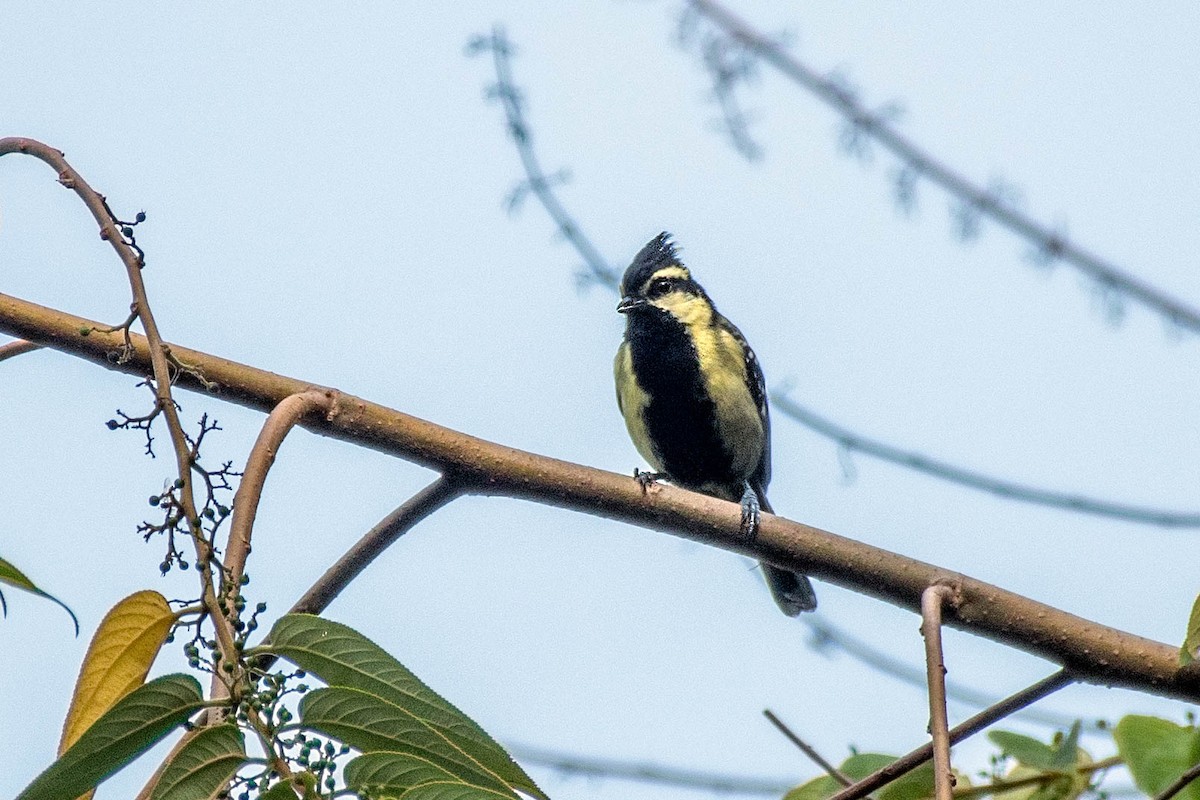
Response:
[617, 232, 713, 324]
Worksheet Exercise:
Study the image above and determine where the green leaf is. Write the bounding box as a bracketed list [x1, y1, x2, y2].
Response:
[1114, 715, 1200, 800]
[300, 687, 516, 796]
[401, 782, 520, 800]
[783, 753, 933, 800]
[1182, 593, 1200, 666]
[989, 731, 1058, 770]
[16, 674, 204, 800]
[346, 751, 518, 799]
[1049, 722, 1081, 770]
[265, 613, 544, 799]
[0, 555, 79, 635]
[258, 774, 319, 800]
[150, 724, 247, 800]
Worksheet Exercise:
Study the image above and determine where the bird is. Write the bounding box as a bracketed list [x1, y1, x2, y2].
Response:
[613, 232, 817, 615]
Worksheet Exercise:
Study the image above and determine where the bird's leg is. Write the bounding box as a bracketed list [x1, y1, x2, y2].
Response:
[739, 480, 761, 539]
[633, 468, 668, 493]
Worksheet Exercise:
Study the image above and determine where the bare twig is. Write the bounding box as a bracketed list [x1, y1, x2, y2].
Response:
[764, 709, 856, 787]
[921, 585, 957, 800]
[508, 743, 793, 796]
[1, 137, 265, 795]
[774, 394, 1200, 529]
[288, 474, 464, 616]
[0, 339, 41, 363]
[800, 616, 1085, 729]
[827, 670, 1075, 800]
[225, 389, 335, 596]
[469, 26, 618, 289]
[3, 291, 1193, 705]
[687, 0, 1200, 335]
[0, 139, 239, 667]
[1155, 759, 1200, 800]
[953, 755, 1122, 799]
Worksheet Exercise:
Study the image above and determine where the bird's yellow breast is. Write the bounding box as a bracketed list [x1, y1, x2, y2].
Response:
[614, 341, 663, 471]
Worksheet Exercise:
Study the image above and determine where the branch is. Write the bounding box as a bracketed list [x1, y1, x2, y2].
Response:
[288, 475, 464, 616]
[0, 137, 242, 685]
[764, 709, 857, 787]
[1156, 760, 1200, 800]
[800, 616, 1085, 729]
[687, 0, 1200, 335]
[921, 585, 958, 800]
[469, 27, 618, 289]
[226, 389, 335, 595]
[0, 338, 41, 363]
[508, 743, 793, 796]
[3, 290, 1198, 705]
[775, 395, 1200, 529]
[827, 670, 1074, 800]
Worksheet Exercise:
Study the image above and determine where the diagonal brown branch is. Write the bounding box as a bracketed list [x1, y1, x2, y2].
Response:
[2, 289, 1198, 704]
[827, 670, 1075, 800]
[288, 474, 464, 616]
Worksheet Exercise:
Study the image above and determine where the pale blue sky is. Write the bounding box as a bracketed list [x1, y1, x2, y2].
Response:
[2, 3, 1199, 799]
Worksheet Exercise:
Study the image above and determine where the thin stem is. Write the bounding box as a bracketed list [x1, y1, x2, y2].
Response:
[773, 394, 1200, 529]
[763, 709, 856, 787]
[507, 743, 792, 796]
[225, 389, 334, 593]
[1156, 759, 1200, 800]
[289, 474, 463, 615]
[826, 670, 1074, 800]
[687, 0, 1200, 334]
[953, 755, 1122, 799]
[922, 585, 957, 800]
[0, 339, 41, 363]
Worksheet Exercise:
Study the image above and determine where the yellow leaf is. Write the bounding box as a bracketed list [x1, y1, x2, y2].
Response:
[59, 590, 176, 754]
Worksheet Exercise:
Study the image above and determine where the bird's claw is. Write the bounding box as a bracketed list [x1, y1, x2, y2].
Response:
[739, 482, 761, 540]
[634, 468, 666, 494]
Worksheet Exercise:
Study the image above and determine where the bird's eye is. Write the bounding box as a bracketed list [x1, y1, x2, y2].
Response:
[648, 277, 673, 297]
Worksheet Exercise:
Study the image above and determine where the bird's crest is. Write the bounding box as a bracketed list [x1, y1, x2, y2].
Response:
[620, 232, 689, 296]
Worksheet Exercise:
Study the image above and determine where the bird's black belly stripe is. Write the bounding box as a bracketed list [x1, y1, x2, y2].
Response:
[625, 309, 736, 491]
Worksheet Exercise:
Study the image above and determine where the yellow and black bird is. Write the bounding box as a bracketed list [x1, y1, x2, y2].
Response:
[614, 232, 817, 615]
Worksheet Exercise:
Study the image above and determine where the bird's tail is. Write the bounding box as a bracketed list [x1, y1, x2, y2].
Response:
[761, 563, 818, 616]
[755, 490, 818, 615]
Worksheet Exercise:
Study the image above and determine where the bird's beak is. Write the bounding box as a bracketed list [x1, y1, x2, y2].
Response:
[617, 296, 646, 314]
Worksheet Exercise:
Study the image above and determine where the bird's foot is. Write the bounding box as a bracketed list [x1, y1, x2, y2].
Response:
[739, 481, 761, 540]
[633, 469, 667, 493]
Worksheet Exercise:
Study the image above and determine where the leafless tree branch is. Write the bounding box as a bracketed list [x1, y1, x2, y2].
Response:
[687, 0, 1200, 335]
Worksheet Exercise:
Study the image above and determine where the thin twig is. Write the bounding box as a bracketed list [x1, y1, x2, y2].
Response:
[0, 137, 263, 795]
[288, 474, 464, 616]
[3, 292, 1196, 705]
[225, 389, 335, 595]
[1155, 759, 1200, 800]
[764, 709, 856, 787]
[953, 755, 1122, 799]
[0, 339, 41, 363]
[243, 474, 463, 679]
[827, 670, 1075, 800]
[688, 0, 1200, 335]
[800, 615, 1086, 729]
[921, 585, 957, 800]
[775, 394, 1200, 529]
[471, 27, 618, 289]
